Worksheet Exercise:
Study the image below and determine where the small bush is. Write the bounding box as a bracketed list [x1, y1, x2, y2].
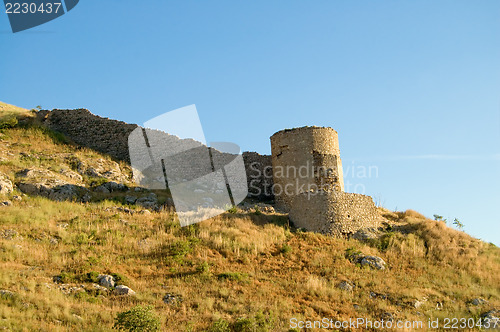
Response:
[233, 318, 254, 332]
[85, 271, 100, 283]
[207, 318, 231, 332]
[197, 261, 210, 274]
[0, 115, 18, 129]
[232, 311, 274, 332]
[280, 244, 292, 255]
[111, 272, 128, 285]
[43, 126, 69, 144]
[113, 305, 161, 331]
[270, 215, 289, 228]
[169, 240, 194, 263]
[217, 272, 248, 282]
[75, 233, 89, 245]
[253, 310, 275, 331]
[55, 271, 76, 283]
[373, 232, 394, 251]
[345, 247, 363, 263]
[181, 224, 199, 237]
[227, 205, 238, 214]
[88, 177, 110, 188]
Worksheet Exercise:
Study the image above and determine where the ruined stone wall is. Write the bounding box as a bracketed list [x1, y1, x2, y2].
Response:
[270, 126, 344, 211]
[242, 152, 273, 200]
[38, 109, 138, 162]
[37, 109, 271, 199]
[288, 191, 381, 237]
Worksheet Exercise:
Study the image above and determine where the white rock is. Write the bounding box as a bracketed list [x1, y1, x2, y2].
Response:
[114, 285, 135, 296]
[361, 256, 386, 270]
[0, 173, 13, 194]
[472, 298, 488, 306]
[97, 274, 115, 288]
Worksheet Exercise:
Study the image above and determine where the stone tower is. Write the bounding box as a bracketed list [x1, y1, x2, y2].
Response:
[270, 126, 344, 212]
[270, 126, 380, 238]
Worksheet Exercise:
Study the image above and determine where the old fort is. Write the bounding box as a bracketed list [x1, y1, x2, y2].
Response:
[36, 108, 381, 237]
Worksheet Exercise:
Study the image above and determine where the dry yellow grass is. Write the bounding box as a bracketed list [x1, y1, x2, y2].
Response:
[0, 117, 498, 331]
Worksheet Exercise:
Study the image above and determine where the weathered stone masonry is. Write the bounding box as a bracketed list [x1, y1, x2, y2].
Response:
[270, 126, 344, 212]
[37, 109, 273, 199]
[288, 191, 380, 237]
[37, 109, 138, 162]
[270, 126, 380, 237]
[38, 109, 380, 237]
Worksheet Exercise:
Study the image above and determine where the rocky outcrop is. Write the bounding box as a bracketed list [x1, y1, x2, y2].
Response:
[346, 250, 387, 271]
[65, 156, 130, 183]
[97, 274, 115, 288]
[114, 285, 135, 296]
[94, 181, 128, 193]
[163, 293, 182, 304]
[16, 168, 90, 202]
[352, 228, 381, 241]
[135, 193, 159, 210]
[360, 256, 386, 270]
[0, 173, 13, 194]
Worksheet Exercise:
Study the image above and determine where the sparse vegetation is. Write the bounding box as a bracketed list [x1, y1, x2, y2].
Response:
[226, 205, 238, 214]
[433, 214, 446, 223]
[113, 305, 161, 331]
[453, 218, 464, 230]
[280, 244, 292, 255]
[0, 114, 18, 129]
[217, 272, 248, 282]
[0, 102, 498, 330]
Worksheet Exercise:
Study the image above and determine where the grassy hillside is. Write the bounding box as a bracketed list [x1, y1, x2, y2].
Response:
[0, 103, 499, 331]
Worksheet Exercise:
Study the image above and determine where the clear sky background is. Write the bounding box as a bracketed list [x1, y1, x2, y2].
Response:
[1, 1, 499, 244]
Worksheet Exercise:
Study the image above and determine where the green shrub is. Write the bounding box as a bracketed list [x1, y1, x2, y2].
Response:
[55, 271, 76, 283]
[253, 310, 274, 331]
[227, 205, 238, 214]
[44, 127, 69, 144]
[85, 271, 100, 283]
[376, 232, 394, 251]
[280, 244, 292, 255]
[233, 318, 254, 332]
[0, 115, 18, 129]
[169, 240, 194, 263]
[197, 261, 210, 274]
[111, 272, 128, 285]
[344, 247, 363, 262]
[113, 305, 161, 331]
[181, 224, 199, 237]
[217, 272, 248, 282]
[75, 233, 89, 245]
[207, 318, 231, 332]
[88, 177, 110, 188]
[232, 312, 274, 332]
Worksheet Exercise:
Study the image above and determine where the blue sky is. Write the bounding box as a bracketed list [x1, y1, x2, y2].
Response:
[1, 1, 499, 244]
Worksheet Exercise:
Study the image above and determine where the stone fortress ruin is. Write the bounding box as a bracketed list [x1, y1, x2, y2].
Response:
[270, 126, 345, 211]
[271, 126, 380, 237]
[36, 108, 380, 237]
